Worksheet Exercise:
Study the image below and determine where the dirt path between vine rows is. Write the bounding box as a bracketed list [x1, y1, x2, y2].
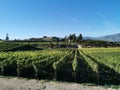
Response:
[0, 77, 119, 90]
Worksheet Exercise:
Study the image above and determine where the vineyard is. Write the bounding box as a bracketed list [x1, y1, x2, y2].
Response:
[0, 42, 42, 52]
[0, 48, 120, 85]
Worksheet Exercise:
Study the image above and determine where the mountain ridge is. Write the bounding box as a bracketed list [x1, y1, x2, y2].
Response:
[84, 33, 120, 42]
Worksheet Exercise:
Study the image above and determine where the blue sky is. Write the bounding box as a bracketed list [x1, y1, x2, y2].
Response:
[0, 0, 120, 40]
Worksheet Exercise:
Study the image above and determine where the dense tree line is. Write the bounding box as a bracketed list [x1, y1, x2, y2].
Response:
[62, 33, 82, 43]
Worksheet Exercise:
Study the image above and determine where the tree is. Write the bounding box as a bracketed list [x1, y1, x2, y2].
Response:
[72, 33, 77, 42]
[68, 33, 77, 42]
[77, 34, 82, 43]
[52, 37, 59, 42]
[6, 33, 9, 41]
[52, 37, 60, 48]
[68, 34, 72, 42]
[64, 35, 68, 42]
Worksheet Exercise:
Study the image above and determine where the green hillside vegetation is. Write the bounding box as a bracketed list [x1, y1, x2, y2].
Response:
[7, 44, 42, 51]
[0, 42, 19, 51]
[0, 42, 41, 52]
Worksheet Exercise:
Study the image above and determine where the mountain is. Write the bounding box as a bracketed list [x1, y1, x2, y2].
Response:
[84, 33, 120, 42]
[83, 37, 94, 40]
[97, 33, 120, 42]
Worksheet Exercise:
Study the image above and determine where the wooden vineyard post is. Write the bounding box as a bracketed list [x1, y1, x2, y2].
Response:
[54, 70, 57, 81]
[17, 62, 20, 78]
[1, 65, 4, 76]
[32, 63, 38, 80]
[35, 71, 38, 80]
[96, 70, 100, 85]
[75, 71, 77, 83]
[72, 71, 77, 83]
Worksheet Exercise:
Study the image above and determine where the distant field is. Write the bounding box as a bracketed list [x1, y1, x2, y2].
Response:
[0, 48, 120, 85]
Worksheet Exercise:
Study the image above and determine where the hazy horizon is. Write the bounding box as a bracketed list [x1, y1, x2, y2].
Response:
[0, 0, 120, 40]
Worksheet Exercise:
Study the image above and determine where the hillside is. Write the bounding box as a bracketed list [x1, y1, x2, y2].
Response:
[0, 42, 19, 51]
[97, 33, 120, 42]
[0, 42, 41, 52]
[84, 33, 120, 42]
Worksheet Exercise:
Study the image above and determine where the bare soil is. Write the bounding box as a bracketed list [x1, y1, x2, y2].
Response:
[0, 77, 119, 90]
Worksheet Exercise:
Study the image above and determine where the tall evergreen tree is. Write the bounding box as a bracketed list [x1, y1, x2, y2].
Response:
[6, 33, 9, 41]
[78, 34, 82, 43]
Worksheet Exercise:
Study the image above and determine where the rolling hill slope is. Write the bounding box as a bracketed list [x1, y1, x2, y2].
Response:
[97, 33, 120, 42]
[84, 33, 120, 42]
